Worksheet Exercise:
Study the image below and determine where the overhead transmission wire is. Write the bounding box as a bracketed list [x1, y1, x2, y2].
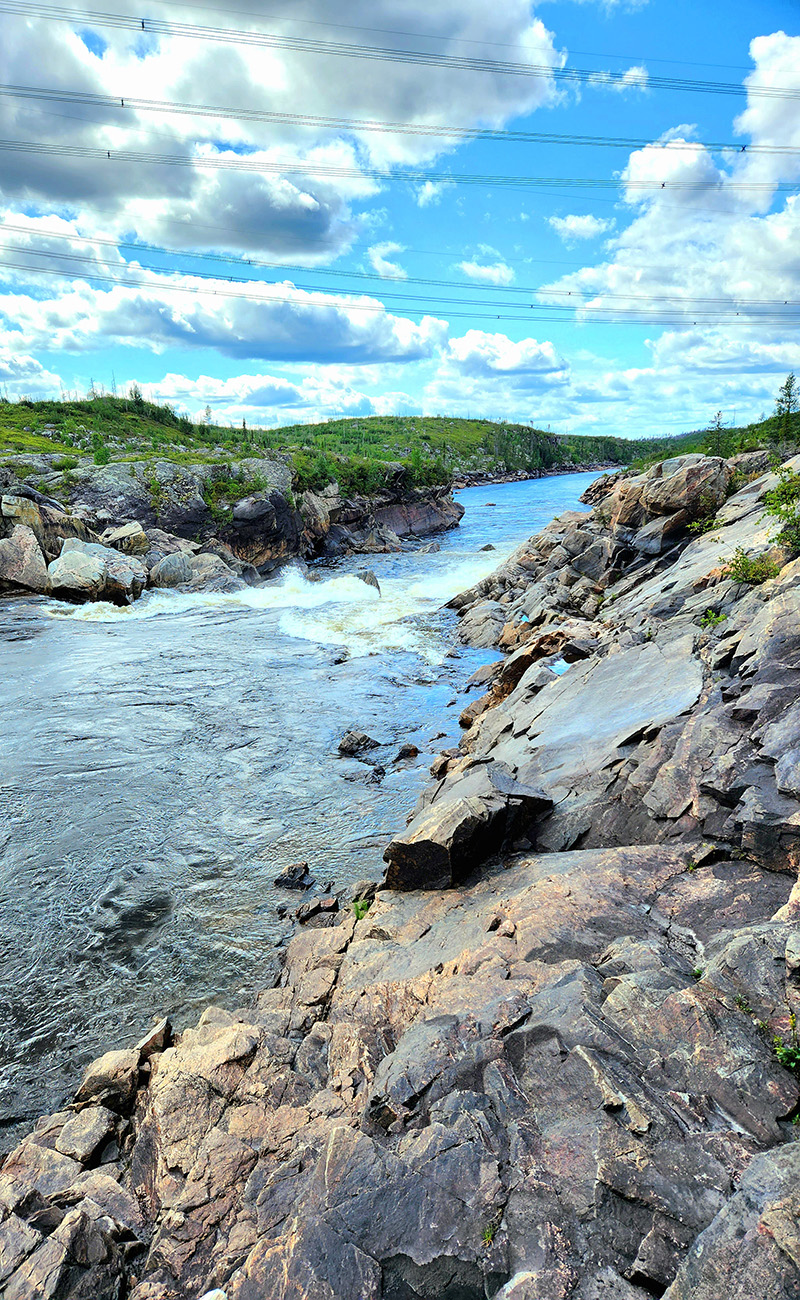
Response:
[3, 2, 799, 102]
[2, 250, 797, 325]
[1, 138, 796, 194]
[2, 223, 797, 309]
[2, 83, 798, 157]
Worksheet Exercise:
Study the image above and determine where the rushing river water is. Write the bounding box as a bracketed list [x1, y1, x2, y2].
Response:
[0, 471, 598, 1147]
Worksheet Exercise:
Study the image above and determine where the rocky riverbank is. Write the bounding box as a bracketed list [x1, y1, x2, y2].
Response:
[0, 453, 464, 603]
[2, 451, 800, 1300]
[453, 461, 617, 489]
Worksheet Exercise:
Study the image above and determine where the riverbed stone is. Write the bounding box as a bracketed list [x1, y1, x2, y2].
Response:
[48, 538, 147, 604]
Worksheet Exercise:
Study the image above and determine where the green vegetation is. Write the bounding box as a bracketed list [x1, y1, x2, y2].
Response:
[774, 1013, 800, 1074]
[2, 371, 800, 497]
[724, 547, 781, 585]
[352, 899, 372, 921]
[699, 609, 727, 629]
[762, 461, 800, 554]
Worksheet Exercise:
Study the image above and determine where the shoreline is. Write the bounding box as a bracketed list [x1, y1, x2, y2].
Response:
[453, 461, 618, 489]
[3, 451, 799, 1299]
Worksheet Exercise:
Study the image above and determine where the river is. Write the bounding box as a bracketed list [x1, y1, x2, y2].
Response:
[0, 470, 598, 1149]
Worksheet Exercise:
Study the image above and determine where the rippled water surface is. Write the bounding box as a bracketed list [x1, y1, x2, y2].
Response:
[0, 471, 597, 1144]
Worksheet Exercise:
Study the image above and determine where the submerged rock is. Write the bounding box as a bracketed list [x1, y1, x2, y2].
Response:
[355, 568, 381, 594]
[338, 730, 380, 756]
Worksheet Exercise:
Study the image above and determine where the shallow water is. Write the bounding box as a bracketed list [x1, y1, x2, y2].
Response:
[0, 471, 597, 1144]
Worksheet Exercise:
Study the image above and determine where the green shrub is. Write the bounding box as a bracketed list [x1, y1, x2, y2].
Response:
[53, 455, 79, 471]
[724, 547, 780, 585]
[352, 899, 371, 921]
[699, 608, 727, 629]
[93, 446, 111, 466]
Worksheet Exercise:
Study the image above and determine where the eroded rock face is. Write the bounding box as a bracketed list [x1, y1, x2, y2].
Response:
[0, 524, 49, 593]
[1, 846, 796, 1299]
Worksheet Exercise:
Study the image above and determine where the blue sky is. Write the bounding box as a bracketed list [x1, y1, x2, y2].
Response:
[1, 0, 799, 437]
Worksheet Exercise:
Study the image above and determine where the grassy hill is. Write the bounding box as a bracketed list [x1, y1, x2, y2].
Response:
[1, 392, 796, 495]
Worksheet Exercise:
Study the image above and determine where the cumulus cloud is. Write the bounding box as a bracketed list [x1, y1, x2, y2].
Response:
[458, 247, 516, 284]
[548, 214, 615, 244]
[446, 330, 569, 380]
[0, 347, 63, 399]
[0, 255, 449, 365]
[0, 1, 561, 258]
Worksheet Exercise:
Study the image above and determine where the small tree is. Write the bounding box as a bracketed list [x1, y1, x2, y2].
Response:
[703, 410, 729, 458]
[775, 373, 798, 439]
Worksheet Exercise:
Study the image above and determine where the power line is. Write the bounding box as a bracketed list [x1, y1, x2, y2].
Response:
[3, 223, 798, 308]
[2, 252, 797, 324]
[2, 2, 798, 101]
[2, 138, 797, 194]
[2, 83, 797, 156]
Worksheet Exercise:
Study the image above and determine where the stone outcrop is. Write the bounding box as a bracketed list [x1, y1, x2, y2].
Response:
[300, 480, 464, 558]
[387, 454, 800, 882]
[0, 456, 465, 600]
[0, 841, 797, 1299]
[0, 524, 49, 593]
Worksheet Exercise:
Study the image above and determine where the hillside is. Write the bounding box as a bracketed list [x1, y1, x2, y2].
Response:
[2, 393, 797, 496]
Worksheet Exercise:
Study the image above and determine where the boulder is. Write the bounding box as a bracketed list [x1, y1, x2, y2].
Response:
[54, 1106, 116, 1163]
[640, 454, 731, 518]
[48, 539, 147, 605]
[100, 521, 149, 555]
[274, 862, 314, 890]
[185, 553, 247, 593]
[0, 525, 49, 593]
[149, 552, 194, 588]
[383, 760, 552, 889]
[74, 1048, 140, 1108]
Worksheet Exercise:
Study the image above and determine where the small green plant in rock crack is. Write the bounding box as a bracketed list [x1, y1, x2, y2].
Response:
[692, 967, 704, 981]
[699, 608, 727, 630]
[352, 899, 371, 921]
[735, 993, 754, 1015]
[774, 1012, 800, 1074]
[482, 1211, 503, 1248]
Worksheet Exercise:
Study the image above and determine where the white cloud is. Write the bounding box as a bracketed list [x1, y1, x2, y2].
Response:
[459, 259, 515, 285]
[367, 242, 408, 279]
[416, 182, 445, 208]
[0, 256, 449, 365]
[446, 330, 568, 378]
[548, 214, 615, 244]
[588, 65, 649, 93]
